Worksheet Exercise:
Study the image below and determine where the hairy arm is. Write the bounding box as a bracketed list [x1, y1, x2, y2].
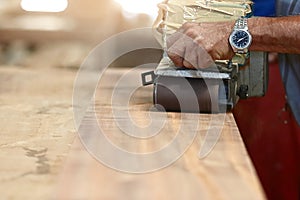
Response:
[167, 15, 300, 69]
[249, 16, 300, 53]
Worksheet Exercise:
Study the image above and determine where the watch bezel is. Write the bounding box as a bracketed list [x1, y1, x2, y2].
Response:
[229, 29, 252, 53]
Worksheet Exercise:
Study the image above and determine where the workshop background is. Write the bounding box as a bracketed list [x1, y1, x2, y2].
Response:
[0, 0, 162, 67]
[0, 0, 163, 199]
[1, 0, 296, 200]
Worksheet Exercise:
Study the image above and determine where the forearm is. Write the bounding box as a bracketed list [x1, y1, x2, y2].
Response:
[248, 16, 300, 53]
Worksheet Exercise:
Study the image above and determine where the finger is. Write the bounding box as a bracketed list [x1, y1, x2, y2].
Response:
[167, 37, 186, 67]
[168, 52, 184, 67]
[167, 22, 198, 49]
[167, 32, 183, 50]
[195, 44, 215, 69]
[183, 60, 195, 69]
[183, 41, 198, 69]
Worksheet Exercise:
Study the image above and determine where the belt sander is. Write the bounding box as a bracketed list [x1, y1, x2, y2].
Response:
[141, 0, 268, 113]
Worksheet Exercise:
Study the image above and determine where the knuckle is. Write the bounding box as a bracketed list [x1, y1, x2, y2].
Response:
[168, 53, 182, 64]
[182, 22, 195, 28]
[184, 29, 195, 38]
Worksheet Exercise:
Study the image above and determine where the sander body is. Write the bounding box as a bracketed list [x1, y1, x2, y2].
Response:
[141, 52, 268, 113]
[142, 0, 268, 113]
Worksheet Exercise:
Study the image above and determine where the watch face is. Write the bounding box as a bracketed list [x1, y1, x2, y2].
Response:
[230, 30, 252, 50]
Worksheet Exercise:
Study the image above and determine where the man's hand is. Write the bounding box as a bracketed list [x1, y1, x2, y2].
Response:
[167, 21, 235, 69]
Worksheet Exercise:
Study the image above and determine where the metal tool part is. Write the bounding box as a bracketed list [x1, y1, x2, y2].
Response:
[145, 0, 267, 113]
[141, 51, 268, 113]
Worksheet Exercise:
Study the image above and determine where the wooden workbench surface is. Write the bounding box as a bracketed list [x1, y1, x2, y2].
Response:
[0, 66, 266, 200]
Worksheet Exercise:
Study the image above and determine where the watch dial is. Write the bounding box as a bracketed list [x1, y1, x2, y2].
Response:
[232, 30, 250, 49]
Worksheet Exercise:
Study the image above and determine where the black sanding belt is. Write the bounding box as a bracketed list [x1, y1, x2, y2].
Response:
[153, 76, 221, 113]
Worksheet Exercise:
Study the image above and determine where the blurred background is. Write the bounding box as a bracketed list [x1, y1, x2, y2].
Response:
[0, 0, 162, 68]
[0, 2, 163, 198]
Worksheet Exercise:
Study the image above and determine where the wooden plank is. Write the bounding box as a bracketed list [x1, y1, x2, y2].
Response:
[55, 68, 266, 200]
[0, 66, 265, 199]
[0, 66, 76, 199]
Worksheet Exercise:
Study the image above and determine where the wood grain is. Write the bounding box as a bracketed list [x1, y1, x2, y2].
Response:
[55, 68, 266, 200]
[0, 65, 265, 199]
[0, 66, 76, 199]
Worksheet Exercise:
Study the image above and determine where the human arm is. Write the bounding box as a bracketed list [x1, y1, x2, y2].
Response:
[249, 16, 300, 53]
[167, 15, 300, 69]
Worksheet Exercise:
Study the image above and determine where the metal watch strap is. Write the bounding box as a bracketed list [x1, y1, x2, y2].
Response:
[234, 17, 248, 30]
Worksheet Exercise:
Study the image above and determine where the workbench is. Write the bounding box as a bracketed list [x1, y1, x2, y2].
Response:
[0, 65, 266, 200]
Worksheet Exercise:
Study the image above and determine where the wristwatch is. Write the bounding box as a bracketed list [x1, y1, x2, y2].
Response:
[229, 17, 252, 54]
